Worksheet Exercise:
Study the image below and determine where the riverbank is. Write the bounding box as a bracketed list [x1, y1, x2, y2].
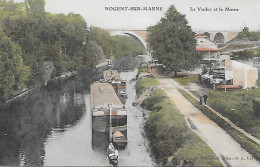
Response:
[169, 71, 260, 162]
[1, 66, 106, 109]
[180, 89, 260, 162]
[136, 77, 223, 166]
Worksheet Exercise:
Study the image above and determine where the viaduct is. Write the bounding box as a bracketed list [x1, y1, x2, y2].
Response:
[107, 29, 239, 54]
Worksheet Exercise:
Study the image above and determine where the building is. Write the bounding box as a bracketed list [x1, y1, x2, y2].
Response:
[196, 34, 220, 63]
[225, 59, 258, 88]
[200, 59, 258, 89]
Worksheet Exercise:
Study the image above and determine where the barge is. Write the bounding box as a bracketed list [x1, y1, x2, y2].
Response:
[103, 70, 126, 89]
[91, 82, 127, 147]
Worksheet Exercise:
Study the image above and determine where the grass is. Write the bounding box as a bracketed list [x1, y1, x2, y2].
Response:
[142, 89, 222, 166]
[221, 44, 255, 52]
[136, 78, 159, 96]
[138, 67, 149, 73]
[207, 89, 260, 139]
[174, 75, 198, 85]
[180, 89, 260, 161]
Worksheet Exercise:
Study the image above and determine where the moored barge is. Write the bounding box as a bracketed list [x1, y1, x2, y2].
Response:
[103, 70, 126, 89]
[91, 82, 127, 147]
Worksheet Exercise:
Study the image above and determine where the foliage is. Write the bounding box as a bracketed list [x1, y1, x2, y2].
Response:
[87, 40, 105, 64]
[147, 5, 200, 75]
[0, 5, 91, 83]
[138, 67, 149, 73]
[111, 35, 143, 59]
[230, 49, 260, 60]
[88, 27, 143, 59]
[88, 27, 113, 58]
[232, 29, 260, 41]
[180, 89, 260, 161]
[143, 89, 222, 166]
[174, 75, 198, 85]
[113, 56, 138, 71]
[207, 89, 260, 139]
[136, 78, 159, 96]
[26, 0, 45, 15]
[0, 0, 143, 101]
[0, 29, 30, 102]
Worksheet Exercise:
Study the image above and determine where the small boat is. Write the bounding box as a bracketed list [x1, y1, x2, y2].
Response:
[113, 131, 127, 148]
[107, 143, 119, 166]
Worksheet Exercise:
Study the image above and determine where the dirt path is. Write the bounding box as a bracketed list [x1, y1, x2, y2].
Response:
[159, 78, 260, 167]
[182, 87, 260, 145]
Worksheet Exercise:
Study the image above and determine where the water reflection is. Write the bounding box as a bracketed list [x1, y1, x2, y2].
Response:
[0, 69, 103, 166]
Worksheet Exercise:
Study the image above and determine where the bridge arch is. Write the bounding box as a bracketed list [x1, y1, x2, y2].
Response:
[109, 30, 148, 55]
[204, 32, 210, 38]
[214, 32, 225, 43]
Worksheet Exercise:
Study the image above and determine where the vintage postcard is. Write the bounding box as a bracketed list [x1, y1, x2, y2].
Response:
[0, 0, 259, 166]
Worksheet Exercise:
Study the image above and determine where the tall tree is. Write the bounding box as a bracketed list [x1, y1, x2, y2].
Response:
[0, 29, 30, 102]
[87, 40, 105, 64]
[147, 5, 200, 76]
[26, 0, 45, 15]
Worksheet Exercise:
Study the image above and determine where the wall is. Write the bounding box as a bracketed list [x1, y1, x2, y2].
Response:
[196, 36, 218, 49]
[225, 59, 258, 88]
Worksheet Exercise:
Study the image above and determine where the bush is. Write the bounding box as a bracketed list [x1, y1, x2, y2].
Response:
[136, 78, 159, 96]
[230, 50, 258, 60]
[143, 89, 222, 166]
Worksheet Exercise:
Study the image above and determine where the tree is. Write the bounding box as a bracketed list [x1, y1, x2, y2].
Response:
[147, 5, 200, 76]
[87, 40, 105, 64]
[26, 0, 45, 15]
[0, 29, 30, 102]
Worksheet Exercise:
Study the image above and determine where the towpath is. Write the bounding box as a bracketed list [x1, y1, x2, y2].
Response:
[159, 78, 260, 167]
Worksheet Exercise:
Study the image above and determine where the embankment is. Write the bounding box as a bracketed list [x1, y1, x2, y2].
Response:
[136, 78, 222, 166]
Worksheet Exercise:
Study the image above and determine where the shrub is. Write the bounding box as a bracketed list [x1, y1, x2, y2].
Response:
[136, 78, 159, 96]
[143, 89, 222, 166]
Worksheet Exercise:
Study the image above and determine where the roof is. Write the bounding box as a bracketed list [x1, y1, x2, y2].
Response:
[91, 82, 123, 107]
[196, 47, 219, 52]
[195, 33, 207, 37]
[113, 131, 124, 138]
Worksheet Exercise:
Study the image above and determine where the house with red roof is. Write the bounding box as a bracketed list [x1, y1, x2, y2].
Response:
[196, 34, 220, 62]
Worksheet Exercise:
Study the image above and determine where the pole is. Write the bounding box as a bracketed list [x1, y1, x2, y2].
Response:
[109, 104, 112, 142]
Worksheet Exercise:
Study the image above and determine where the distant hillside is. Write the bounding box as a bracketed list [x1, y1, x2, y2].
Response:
[230, 29, 260, 42]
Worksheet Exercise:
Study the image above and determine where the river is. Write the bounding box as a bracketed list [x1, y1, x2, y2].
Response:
[0, 71, 154, 166]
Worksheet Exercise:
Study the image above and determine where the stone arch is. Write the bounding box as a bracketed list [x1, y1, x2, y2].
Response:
[204, 32, 210, 38]
[214, 32, 225, 43]
[110, 31, 148, 55]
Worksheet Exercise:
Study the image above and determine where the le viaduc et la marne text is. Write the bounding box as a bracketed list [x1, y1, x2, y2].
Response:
[190, 7, 239, 12]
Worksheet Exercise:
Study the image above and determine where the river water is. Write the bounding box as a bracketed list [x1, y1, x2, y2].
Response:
[0, 71, 154, 166]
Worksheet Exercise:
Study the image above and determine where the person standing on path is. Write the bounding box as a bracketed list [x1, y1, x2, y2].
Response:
[203, 92, 208, 105]
[200, 88, 208, 105]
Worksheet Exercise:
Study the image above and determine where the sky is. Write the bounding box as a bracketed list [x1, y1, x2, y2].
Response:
[15, 0, 260, 31]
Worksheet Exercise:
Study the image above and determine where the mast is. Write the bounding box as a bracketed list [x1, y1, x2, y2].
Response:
[109, 104, 112, 142]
